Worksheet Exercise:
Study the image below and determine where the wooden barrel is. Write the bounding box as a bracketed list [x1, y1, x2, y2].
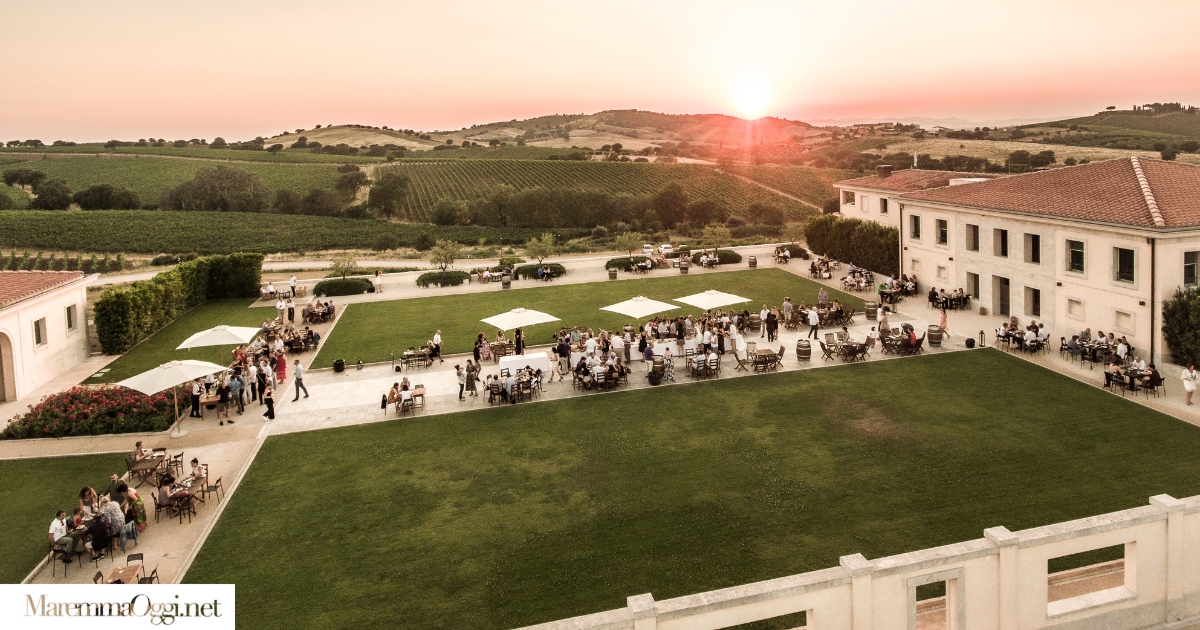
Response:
[680, 260, 689, 275]
[927, 324, 943, 346]
[748, 256, 757, 269]
[502, 276, 512, 290]
[748, 313, 762, 331]
[796, 339, 811, 361]
[865, 301, 878, 320]
[608, 268, 618, 280]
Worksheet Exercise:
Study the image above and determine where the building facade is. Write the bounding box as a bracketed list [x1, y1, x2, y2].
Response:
[0, 271, 94, 401]
[835, 158, 1200, 366]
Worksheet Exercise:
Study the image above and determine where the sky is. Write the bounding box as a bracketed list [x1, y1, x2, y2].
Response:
[3, 0, 1200, 141]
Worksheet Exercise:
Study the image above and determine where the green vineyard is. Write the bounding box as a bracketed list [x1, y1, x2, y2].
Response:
[725, 164, 855, 207]
[379, 160, 816, 221]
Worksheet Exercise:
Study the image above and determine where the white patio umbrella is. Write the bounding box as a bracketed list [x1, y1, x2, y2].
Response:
[118, 360, 226, 439]
[674, 289, 751, 311]
[601, 296, 678, 320]
[481, 307, 560, 331]
[177, 324, 260, 365]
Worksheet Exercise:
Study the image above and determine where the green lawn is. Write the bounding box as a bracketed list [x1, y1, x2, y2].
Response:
[92, 300, 275, 383]
[314, 269, 862, 367]
[0, 454, 127, 583]
[186, 350, 1200, 628]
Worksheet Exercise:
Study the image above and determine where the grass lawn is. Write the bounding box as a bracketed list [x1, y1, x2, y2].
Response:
[92, 300, 275, 384]
[314, 269, 862, 367]
[0, 454, 127, 583]
[186, 350, 1200, 629]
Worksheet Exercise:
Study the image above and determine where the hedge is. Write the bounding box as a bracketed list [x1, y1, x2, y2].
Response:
[690, 249, 743, 265]
[1163, 286, 1200, 366]
[417, 270, 471, 287]
[1, 386, 173, 439]
[605, 256, 649, 271]
[93, 252, 263, 354]
[313, 277, 372, 297]
[782, 244, 809, 259]
[803, 214, 899, 277]
[513, 263, 565, 279]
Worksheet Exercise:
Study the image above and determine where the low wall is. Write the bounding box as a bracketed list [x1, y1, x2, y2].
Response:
[517, 493, 1200, 630]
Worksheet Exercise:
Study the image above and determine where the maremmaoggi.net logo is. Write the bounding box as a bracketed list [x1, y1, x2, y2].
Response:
[25, 593, 220, 625]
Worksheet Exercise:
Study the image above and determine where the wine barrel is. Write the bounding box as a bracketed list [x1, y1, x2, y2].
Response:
[608, 268, 618, 280]
[796, 339, 811, 361]
[679, 260, 689, 275]
[748, 313, 762, 331]
[748, 256, 757, 269]
[502, 276, 512, 289]
[927, 324, 943, 346]
[865, 301, 878, 320]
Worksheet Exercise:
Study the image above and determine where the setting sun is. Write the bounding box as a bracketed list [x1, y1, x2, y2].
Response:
[732, 80, 770, 118]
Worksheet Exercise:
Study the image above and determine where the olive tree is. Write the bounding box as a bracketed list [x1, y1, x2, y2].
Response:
[330, 253, 357, 279]
[524, 233, 556, 264]
[614, 232, 643, 258]
[429, 239, 462, 271]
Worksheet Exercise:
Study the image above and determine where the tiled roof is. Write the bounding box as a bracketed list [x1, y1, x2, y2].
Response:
[900, 158, 1200, 229]
[835, 169, 1001, 193]
[0, 271, 85, 310]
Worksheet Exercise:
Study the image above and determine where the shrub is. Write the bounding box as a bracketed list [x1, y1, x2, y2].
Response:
[1163, 286, 1200, 366]
[151, 254, 178, 266]
[313, 277, 372, 297]
[373, 233, 399, 251]
[1, 386, 173, 439]
[690, 249, 742, 265]
[497, 255, 525, 267]
[804, 214, 898, 276]
[513, 263, 565, 279]
[413, 233, 436, 251]
[416, 270, 471, 287]
[782, 244, 809, 259]
[591, 225, 609, 239]
[605, 256, 649, 271]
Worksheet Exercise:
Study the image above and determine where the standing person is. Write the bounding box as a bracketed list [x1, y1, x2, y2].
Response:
[292, 359, 309, 401]
[230, 369, 245, 415]
[456, 365, 466, 400]
[879, 309, 891, 335]
[289, 274, 297, 297]
[262, 386, 275, 420]
[759, 305, 769, 338]
[374, 270, 383, 294]
[432, 330, 444, 363]
[216, 379, 231, 425]
[1183, 364, 1199, 406]
[465, 360, 479, 396]
[818, 288, 828, 308]
[189, 378, 203, 418]
[275, 351, 288, 383]
[203, 372, 215, 394]
[256, 361, 268, 405]
[514, 328, 525, 355]
[556, 336, 571, 380]
[247, 362, 258, 402]
[807, 308, 820, 339]
[275, 297, 286, 323]
[939, 307, 949, 337]
[286, 298, 295, 323]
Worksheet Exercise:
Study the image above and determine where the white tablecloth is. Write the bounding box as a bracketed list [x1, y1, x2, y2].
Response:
[498, 353, 551, 374]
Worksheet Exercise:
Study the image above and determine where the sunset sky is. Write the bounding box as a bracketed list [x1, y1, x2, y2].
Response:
[4, 0, 1199, 141]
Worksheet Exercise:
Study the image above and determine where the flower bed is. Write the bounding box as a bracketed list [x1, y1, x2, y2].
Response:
[2, 386, 174, 439]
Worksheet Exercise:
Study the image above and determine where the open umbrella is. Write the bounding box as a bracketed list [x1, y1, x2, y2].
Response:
[118, 360, 226, 439]
[674, 289, 751, 311]
[601, 296, 678, 320]
[177, 324, 260, 366]
[481, 307, 560, 331]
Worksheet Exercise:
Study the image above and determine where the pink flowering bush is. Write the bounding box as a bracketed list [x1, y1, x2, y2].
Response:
[2, 386, 173, 439]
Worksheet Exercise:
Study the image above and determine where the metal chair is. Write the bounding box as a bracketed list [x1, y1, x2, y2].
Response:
[139, 568, 160, 584]
[203, 477, 224, 504]
[49, 542, 76, 577]
[94, 570, 105, 584]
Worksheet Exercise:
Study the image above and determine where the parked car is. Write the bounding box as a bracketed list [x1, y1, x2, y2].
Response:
[643, 244, 654, 256]
[658, 244, 673, 255]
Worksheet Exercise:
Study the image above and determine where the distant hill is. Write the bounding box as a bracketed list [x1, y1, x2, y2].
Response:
[1040, 110, 1200, 139]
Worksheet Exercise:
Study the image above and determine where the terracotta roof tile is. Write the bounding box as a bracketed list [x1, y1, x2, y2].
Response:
[835, 169, 1002, 193]
[0, 271, 85, 310]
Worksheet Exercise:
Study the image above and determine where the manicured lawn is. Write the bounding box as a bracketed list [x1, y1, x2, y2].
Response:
[313, 269, 862, 367]
[186, 351, 1200, 629]
[0, 454, 127, 583]
[92, 300, 275, 383]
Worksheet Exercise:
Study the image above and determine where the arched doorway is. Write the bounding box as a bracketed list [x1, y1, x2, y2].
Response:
[0, 332, 14, 402]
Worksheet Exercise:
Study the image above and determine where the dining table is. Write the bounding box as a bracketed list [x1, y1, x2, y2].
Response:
[107, 563, 143, 584]
[129, 454, 166, 488]
[499, 353, 551, 375]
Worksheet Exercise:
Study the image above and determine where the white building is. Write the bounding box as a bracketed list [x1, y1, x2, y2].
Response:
[835, 158, 1200, 365]
[0, 271, 94, 401]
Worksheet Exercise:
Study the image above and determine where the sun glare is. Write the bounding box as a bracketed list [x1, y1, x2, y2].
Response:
[733, 80, 769, 118]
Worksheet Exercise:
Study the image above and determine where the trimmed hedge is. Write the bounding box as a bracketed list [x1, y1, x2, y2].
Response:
[691, 249, 743, 265]
[513, 263, 565, 279]
[314, 277, 372, 297]
[417, 270, 471, 287]
[782, 244, 809, 259]
[605, 256, 649, 271]
[804, 214, 899, 277]
[94, 252, 263, 354]
[1163, 286, 1200, 366]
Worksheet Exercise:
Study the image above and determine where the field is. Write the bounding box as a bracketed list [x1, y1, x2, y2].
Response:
[185, 350, 1200, 629]
[0, 184, 30, 209]
[0, 145, 386, 164]
[1, 156, 340, 203]
[1052, 112, 1200, 139]
[400, 146, 587, 160]
[726, 165, 856, 206]
[313, 269, 862, 366]
[378, 160, 815, 221]
[0, 453, 127, 583]
[0, 210, 587, 254]
[868, 137, 1200, 166]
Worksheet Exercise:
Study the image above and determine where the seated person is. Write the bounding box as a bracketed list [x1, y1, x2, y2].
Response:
[387, 382, 400, 404]
[189, 458, 204, 479]
[48, 510, 76, 560]
[1067, 335, 1081, 356]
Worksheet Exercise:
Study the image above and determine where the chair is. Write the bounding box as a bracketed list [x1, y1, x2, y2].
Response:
[819, 341, 834, 361]
[824, 333, 836, 346]
[593, 372, 607, 389]
[49, 542, 75, 577]
[126, 553, 145, 579]
[734, 352, 750, 372]
[707, 357, 720, 377]
[1059, 337, 1069, 359]
[775, 346, 785, 369]
[499, 368, 511, 378]
[488, 382, 503, 402]
[168, 453, 184, 477]
[176, 495, 196, 524]
[203, 477, 224, 504]
[151, 493, 171, 523]
[139, 568, 160, 584]
[744, 342, 756, 355]
[1141, 374, 1163, 398]
[94, 570, 105, 584]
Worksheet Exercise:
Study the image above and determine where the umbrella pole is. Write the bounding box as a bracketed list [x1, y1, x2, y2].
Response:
[170, 384, 189, 439]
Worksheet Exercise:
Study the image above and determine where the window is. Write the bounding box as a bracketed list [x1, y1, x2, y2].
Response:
[1047, 544, 1133, 618]
[1114, 248, 1135, 282]
[1024, 287, 1041, 317]
[966, 224, 980, 252]
[936, 219, 948, 245]
[1067, 299, 1084, 319]
[34, 317, 47, 346]
[1115, 310, 1134, 332]
[937, 266, 948, 281]
[66, 304, 77, 331]
[911, 259, 921, 273]
[1024, 233, 1041, 264]
[994, 229, 1008, 257]
[842, 190, 856, 205]
[1067, 240, 1085, 273]
[1186, 251, 1199, 285]
[966, 272, 980, 298]
[879, 198, 888, 215]
[910, 215, 922, 240]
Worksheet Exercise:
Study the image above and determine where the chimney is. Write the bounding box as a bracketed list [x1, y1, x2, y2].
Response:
[876, 165, 893, 178]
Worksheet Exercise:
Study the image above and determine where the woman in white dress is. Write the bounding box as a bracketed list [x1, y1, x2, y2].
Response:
[1182, 364, 1198, 406]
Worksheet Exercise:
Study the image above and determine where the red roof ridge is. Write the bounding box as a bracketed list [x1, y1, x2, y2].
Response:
[0, 270, 87, 310]
[1129, 156, 1166, 228]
